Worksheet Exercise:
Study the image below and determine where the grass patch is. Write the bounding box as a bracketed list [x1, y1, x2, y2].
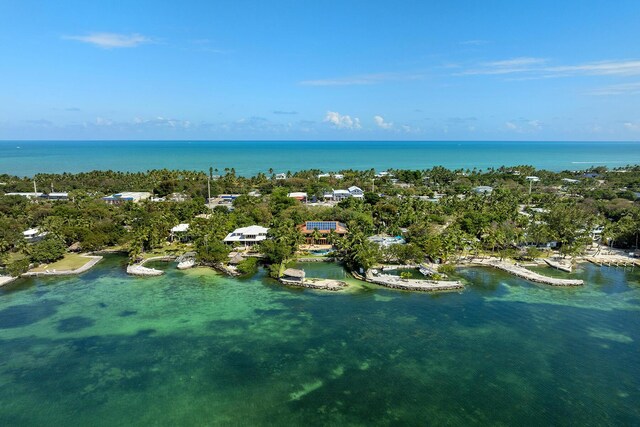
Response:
[30, 253, 92, 273]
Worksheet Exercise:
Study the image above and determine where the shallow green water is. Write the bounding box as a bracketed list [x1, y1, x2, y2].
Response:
[1, 257, 639, 426]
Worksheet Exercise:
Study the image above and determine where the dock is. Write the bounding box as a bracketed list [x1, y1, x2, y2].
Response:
[584, 255, 640, 268]
[544, 258, 573, 273]
[472, 259, 583, 286]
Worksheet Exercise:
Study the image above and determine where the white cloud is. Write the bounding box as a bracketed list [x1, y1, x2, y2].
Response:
[300, 72, 423, 86]
[589, 82, 640, 96]
[374, 115, 393, 129]
[505, 119, 542, 133]
[505, 121, 518, 130]
[323, 111, 361, 129]
[458, 58, 640, 78]
[460, 39, 489, 46]
[624, 122, 640, 131]
[64, 32, 152, 48]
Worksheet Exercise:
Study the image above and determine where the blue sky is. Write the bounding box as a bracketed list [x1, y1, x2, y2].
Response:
[1, 0, 639, 140]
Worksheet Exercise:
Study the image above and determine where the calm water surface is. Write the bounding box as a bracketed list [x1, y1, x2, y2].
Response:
[0, 256, 639, 425]
[1, 140, 639, 176]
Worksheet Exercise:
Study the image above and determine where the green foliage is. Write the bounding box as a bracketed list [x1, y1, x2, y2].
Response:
[437, 264, 456, 276]
[29, 237, 66, 264]
[400, 271, 412, 279]
[7, 258, 30, 277]
[237, 257, 258, 276]
[195, 238, 230, 265]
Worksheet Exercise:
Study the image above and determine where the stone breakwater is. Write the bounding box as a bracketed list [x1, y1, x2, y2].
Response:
[126, 256, 175, 277]
[470, 258, 583, 286]
[279, 277, 348, 291]
[0, 276, 18, 287]
[365, 270, 464, 292]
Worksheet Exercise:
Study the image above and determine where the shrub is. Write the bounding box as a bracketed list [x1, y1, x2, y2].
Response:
[29, 238, 66, 264]
[7, 258, 30, 277]
[237, 257, 258, 276]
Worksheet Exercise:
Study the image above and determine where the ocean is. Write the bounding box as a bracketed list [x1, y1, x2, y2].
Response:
[1, 140, 639, 176]
[0, 257, 638, 425]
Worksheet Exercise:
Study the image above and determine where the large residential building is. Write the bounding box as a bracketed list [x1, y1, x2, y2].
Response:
[102, 192, 152, 205]
[348, 186, 364, 198]
[223, 225, 269, 247]
[23, 228, 48, 243]
[298, 221, 348, 244]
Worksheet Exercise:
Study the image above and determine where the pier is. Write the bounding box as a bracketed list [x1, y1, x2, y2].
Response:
[471, 259, 583, 286]
[365, 270, 464, 292]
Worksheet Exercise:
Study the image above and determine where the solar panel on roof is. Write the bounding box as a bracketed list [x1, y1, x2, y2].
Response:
[306, 221, 336, 230]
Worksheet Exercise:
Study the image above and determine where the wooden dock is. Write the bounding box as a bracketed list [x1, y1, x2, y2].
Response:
[584, 256, 640, 267]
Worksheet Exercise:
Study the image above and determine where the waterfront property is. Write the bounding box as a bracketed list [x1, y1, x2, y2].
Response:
[299, 221, 348, 244]
[275, 173, 287, 180]
[22, 227, 48, 243]
[4, 192, 44, 199]
[170, 223, 190, 242]
[368, 235, 406, 248]
[102, 191, 152, 205]
[223, 225, 269, 247]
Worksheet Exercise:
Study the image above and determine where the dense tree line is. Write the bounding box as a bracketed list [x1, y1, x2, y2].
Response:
[1, 165, 639, 275]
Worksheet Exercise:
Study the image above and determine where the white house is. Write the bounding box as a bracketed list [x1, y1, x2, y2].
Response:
[275, 173, 287, 180]
[223, 225, 269, 247]
[170, 223, 190, 242]
[473, 186, 493, 195]
[23, 228, 47, 243]
[102, 192, 152, 205]
[333, 174, 344, 180]
[317, 173, 331, 179]
[5, 192, 44, 199]
[332, 189, 351, 201]
[348, 186, 364, 198]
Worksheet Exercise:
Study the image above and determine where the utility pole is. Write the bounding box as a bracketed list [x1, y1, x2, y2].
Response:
[207, 176, 211, 200]
[33, 180, 37, 197]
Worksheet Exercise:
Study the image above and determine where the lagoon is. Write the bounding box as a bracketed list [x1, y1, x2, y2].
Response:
[0, 256, 639, 425]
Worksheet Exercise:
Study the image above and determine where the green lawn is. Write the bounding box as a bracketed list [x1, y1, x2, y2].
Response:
[30, 253, 92, 272]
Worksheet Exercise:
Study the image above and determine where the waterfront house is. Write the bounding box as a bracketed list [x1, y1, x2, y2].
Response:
[275, 173, 287, 180]
[348, 186, 364, 198]
[298, 221, 348, 244]
[368, 235, 406, 248]
[223, 225, 269, 247]
[317, 173, 331, 179]
[170, 223, 190, 242]
[102, 192, 152, 205]
[23, 228, 47, 243]
[333, 174, 344, 180]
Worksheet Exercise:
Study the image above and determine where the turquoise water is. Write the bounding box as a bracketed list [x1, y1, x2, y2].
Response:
[1, 140, 639, 176]
[1, 257, 639, 425]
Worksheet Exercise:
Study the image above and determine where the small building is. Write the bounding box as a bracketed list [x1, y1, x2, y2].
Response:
[42, 192, 69, 201]
[287, 192, 308, 202]
[348, 186, 364, 198]
[170, 223, 190, 242]
[333, 174, 344, 180]
[561, 178, 580, 184]
[23, 228, 47, 243]
[525, 176, 540, 182]
[281, 268, 305, 284]
[299, 221, 348, 244]
[375, 171, 393, 178]
[317, 173, 331, 179]
[368, 235, 406, 248]
[473, 186, 493, 195]
[275, 173, 287, 180]
[223, 225, 269, 247]
[102, 192, 152, 205]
